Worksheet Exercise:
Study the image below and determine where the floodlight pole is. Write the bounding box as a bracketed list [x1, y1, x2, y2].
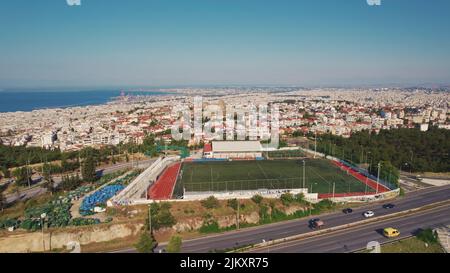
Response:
[376, 162, 381, 194]
[302, 160, 306, 189]
[332, 182, 336, 199]
[237, 199, 240, 230]
[40, 213, 46, 252]
[41, 218, 45, 252]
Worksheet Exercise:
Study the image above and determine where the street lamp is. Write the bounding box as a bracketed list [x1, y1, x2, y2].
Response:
[376, 162, 381, 194]
[40, 213, 47, 252]
[262, 239, 269, 253]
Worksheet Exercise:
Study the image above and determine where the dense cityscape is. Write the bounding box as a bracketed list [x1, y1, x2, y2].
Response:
[0, 0, 449, 265]
[1, 87, 448, 151]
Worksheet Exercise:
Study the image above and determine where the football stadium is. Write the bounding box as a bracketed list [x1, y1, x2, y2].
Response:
[172, 159, 374, 198]
[112, 141, 391, 205]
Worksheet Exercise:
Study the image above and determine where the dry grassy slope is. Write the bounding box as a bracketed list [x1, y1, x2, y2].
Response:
[0, 198, 308, 252]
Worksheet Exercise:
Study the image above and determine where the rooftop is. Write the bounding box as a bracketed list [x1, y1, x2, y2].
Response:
[212, 141, 262, 152]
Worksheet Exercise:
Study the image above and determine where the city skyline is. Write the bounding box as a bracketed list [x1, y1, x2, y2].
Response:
[1, 0, 450, 88]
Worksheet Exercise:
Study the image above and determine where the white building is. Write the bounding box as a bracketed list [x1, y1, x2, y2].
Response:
[205, 141, 263, 159]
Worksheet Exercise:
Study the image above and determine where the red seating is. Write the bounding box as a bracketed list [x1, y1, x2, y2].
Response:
[148, 163, 181, 200]
[330, 161, 390, 195]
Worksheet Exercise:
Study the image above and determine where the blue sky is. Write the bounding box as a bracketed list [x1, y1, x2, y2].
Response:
[0, 0, 449, 88]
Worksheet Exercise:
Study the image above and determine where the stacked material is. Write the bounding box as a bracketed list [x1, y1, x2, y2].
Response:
[80, 185, 125, 216]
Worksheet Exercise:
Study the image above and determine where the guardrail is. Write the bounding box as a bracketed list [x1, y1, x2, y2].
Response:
[231, 200, 450, 253]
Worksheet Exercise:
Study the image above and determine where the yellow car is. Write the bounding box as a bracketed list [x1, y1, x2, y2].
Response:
[383, 228, 400, 238]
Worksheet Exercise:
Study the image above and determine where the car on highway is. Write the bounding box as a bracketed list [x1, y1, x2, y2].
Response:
[342, 208, 353, 214]
[383, 227, 400, 238]
[363, 211, 375, 218]
[309, 219, 324, 229]
[383, 203, 395, 209]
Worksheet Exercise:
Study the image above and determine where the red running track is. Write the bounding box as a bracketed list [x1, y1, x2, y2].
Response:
[318, 161, 390, 199]
[148, 162, 181, 200]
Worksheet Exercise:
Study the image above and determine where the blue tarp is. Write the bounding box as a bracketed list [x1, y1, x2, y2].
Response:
[79, 185, 125, 216]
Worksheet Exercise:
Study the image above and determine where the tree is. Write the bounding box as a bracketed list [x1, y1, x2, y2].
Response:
[59, 174, 82, 191]
[0, 190, 6, 212]
[370, 161, 400, 187]
[227, 198, 238, 211]
[0, 166, 10, 179]
[135, 232, 157, 253]
[82, 156, 97, 182]
[147, 202, 177, 230]
[43, 173, 56, 195]
[12, 167, 32, 187]
[166, 235, 182, 253]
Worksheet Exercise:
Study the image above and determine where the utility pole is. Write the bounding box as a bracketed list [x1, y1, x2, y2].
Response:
[237, 199, 240, 230]
[302, 160, 306, 189]
[332, 182, 336, 199]
[376, 162, 381, 194]
[365, 177, 368, 194]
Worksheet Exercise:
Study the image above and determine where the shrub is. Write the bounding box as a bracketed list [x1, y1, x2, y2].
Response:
[259, 204, 270, 223]
[135, 232, 157, 253]
[313, 199, 335, 210]
[251, 195, 263, 205]
[417, 228, 439, 244]
[166, 236, 183, 253]
[199, 220, 220, 233]
[201, 196, 220, 209]
[156, 209, 177, 228]
[147, 202, 177, 230]
[280, 193, 294, 206]
[294, 193, 306, 203]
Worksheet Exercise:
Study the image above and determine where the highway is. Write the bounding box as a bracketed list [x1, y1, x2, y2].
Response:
[5, 159, 155, 204]
[248, 204, 450, 253]
[116, 184, 450, 253]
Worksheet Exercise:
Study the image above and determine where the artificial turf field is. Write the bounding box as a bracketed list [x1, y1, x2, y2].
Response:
[176, 159, 374, 195]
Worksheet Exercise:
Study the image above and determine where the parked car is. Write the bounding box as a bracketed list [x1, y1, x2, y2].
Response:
[343, 208, 353, 214]
[383, 204, 395, 209]
[364, 211, 375, 218]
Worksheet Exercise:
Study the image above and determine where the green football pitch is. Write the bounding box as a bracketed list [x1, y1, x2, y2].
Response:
[175, 159, 373, 195]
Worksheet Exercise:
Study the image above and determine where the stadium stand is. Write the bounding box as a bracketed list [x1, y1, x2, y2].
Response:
[331, 161, 390, 193]
[109, 156, 180, 205]
[148, 162, 182, 200]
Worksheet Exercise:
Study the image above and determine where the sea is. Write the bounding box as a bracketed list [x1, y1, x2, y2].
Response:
[0, 90, 169, 113]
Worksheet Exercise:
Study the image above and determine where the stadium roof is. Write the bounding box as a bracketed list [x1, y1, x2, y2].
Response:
[212, 141, 262, 152]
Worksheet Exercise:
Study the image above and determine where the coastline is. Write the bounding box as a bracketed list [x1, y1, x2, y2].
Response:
[0, 90, 171, 114]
